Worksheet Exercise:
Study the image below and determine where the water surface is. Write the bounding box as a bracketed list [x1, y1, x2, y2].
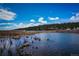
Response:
[0, 33, 79, 56]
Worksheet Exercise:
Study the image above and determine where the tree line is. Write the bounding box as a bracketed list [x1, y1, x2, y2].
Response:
[17, 22, 79, 31]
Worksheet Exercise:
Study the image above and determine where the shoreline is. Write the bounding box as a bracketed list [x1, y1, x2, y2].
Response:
[0, 29, 79, 38]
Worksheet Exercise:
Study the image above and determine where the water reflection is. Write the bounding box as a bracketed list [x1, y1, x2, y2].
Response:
[0, 33, 79, 56]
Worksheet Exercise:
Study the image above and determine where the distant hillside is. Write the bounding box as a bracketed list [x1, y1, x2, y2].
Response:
[0, 22, 79, 37]
[15, 22, 79, 31]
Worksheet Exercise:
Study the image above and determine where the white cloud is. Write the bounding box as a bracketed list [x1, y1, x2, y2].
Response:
[26, 23, 40, 27]
[17, 23, 41, 28]
[17, 23, 24, 28]
[0, 23, 15, 25]
[38, 17, 44, 22]
[38, 17, 47, 24]
[0, 17, 48, 30]
[48, 17, 59, 20]
[76, 13, 79, 16]
[41, 21, 47, 24]
[0, 23, 26, 30]
[69, 13, 79, 22]
[0, 22, 18, 30]
[33, 23, 41, 26]
[12, 23, 36, 29]
[0, 9, 16, 20]
[0, 22, 45, 30]
[30, 19, 35, 23]
[14, 23, 26, 28]
[70, 16, 75, 20]
[0, 25, 17, 30]
[4, 26, 14, 29]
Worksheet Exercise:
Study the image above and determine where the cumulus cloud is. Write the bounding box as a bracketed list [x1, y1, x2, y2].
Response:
[16, 23, 41, 28]
[0, 22, 41, 30]
[70, 16, 75, 20]
[38, 17, 44, 22]
[0, 9, 16, 20]
[76, 13, 79, 16]
[16, 17, 48, 29]
[48, 17, 59, 20]
[0, 16, 48, 30]
[11, 23, 37, 29]
[33, 23, 41, 26]
[17, 23, 38, 28]
[30, 19, 35, 23]
[16, 23, 26, 28]
[26, 23, 39, 27]
[38, 17, 47, 24]
[69, 12, 79, 22]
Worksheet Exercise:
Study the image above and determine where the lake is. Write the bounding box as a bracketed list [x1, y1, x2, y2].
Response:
[0, 33, 79, 56]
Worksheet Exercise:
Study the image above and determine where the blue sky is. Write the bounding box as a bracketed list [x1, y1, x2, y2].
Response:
[0, 3, 79, 30]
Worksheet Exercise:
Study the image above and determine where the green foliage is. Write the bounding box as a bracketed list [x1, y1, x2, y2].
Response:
[18, 22, 79, 31]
